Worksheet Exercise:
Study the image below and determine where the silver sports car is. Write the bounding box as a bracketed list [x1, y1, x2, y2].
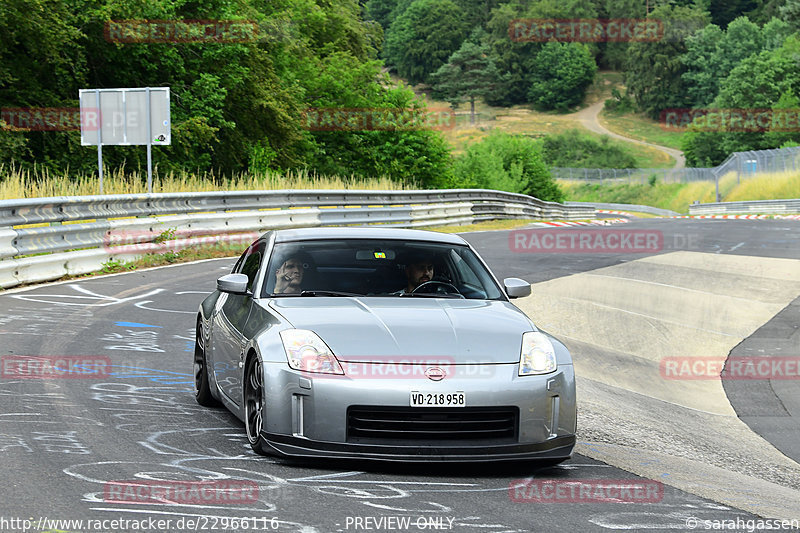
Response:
[195, 227, 576, 462]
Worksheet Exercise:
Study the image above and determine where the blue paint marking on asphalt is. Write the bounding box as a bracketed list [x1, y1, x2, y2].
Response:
[184, 340, 195, 353]
[107, 365, 193, 385]
[114, 321, 162, 328]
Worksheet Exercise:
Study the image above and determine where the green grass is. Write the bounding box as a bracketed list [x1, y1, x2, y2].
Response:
[603, 137, 675, 168]
[75, 242, 251, 279]
[599, 109, 685, 151]
[560, 171, 800, 213]
[422, 219, 541, 233]
[414, 73, 672, 168]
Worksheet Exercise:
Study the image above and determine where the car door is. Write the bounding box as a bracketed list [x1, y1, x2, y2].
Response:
[212, 240, 265, 405]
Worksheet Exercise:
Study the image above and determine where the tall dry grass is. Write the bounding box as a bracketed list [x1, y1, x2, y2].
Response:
[724, 170, 800, 202]
[559, 170, 799, 213]
[0, 164, 409, 199]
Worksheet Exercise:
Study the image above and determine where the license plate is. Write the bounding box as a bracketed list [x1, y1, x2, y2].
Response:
[410, 391, 466, 407]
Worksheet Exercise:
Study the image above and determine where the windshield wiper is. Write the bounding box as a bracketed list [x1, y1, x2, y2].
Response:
[299, 290, 363, 297]
[399, 292, 464, 299]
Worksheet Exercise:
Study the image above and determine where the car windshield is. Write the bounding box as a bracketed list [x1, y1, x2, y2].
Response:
[262, 239, 504, 300]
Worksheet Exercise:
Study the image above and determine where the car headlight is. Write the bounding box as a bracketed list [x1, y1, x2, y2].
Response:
[279, 329, 344, 375]
[519, 331, 557, 376]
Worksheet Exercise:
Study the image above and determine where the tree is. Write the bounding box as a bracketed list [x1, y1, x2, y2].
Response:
[683, 16, 791, 109]
[762, 17, 793, 50]
[383, 0, 470, 84]
[451, 0, 504, 29]
[599, 0, 646, 69]
[453, 131, 563, 201]
[681, 24, 725, 108]
[483, 2, 539, 106]
[483, 0, 598, 107]
[365, 0, 401, 29]
[764, 89, 800, 148]
[528, 42, 597, 112]
[1, 0, 461, 186]
[707, 0, 759, 27]
[429, 30, 504, 124]
[625, 5, 710, 119]
[780, 0, 800, 31]
[682, 35, 800, 165]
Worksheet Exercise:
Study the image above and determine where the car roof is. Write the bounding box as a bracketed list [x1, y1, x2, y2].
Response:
[270, 227, 468, 245]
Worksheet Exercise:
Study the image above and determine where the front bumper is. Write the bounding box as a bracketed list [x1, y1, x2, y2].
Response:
[261, 432, 576, 462]
[260, 361, 577, 461]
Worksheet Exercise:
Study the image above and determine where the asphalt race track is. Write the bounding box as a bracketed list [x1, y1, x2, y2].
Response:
[0, 218, 798, 532]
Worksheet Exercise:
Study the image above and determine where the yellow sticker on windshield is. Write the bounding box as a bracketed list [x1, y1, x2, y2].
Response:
[374, 252, 386, 259]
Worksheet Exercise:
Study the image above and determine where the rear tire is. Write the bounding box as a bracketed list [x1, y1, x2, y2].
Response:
[244, 355, 270, 455]
[194, 320, 219, 407]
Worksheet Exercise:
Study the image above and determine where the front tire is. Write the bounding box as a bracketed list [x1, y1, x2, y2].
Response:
[244, 355, 270, 455]
[194, 319, 219, 407]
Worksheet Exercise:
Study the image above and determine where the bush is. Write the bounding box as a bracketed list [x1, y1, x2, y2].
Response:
[528, 42, 597, 112]
[453, 132, 563, 202]
[541, 130, 637, 169]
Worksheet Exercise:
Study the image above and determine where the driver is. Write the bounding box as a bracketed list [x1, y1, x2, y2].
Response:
[274, 254, 306, 294]
[393, 253, 435, 295]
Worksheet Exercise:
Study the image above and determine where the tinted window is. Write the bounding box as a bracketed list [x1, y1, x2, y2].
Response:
[233, 241, 266, 293]
[241, 242, 266, 292]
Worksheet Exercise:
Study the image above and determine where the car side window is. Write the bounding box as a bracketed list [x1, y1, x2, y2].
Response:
[451, 251, 480, 286]
[241, 242, 266, 292]
[232, 251, 246, 274]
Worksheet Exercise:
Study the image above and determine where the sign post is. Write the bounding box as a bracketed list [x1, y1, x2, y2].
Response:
[79, 87, 170, 194]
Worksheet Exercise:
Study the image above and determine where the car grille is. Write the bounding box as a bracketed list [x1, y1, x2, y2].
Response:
[347, 406, 519, 444]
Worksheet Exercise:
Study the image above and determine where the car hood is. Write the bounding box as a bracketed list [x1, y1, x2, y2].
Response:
[266, 297, 534, 363]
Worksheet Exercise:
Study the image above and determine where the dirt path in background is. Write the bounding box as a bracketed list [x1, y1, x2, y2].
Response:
[569, 100, 686, 169]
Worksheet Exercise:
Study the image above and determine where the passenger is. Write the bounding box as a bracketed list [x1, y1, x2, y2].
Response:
[274, 254, 306, 293]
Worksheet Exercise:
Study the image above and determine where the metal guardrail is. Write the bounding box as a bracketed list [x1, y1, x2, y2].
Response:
[0, 189, 594, 289]
[689, 199, 800, 215]
[566, 202, 679, 217]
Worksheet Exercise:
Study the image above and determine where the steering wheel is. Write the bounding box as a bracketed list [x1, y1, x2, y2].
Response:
[410, 280, 464, 298]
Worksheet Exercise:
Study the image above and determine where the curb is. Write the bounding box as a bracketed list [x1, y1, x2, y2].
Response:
[529, 218, 630, 228]
[670, 214, 800, 220]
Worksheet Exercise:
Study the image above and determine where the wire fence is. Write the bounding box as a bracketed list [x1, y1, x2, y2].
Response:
[552, 146, 800, 184]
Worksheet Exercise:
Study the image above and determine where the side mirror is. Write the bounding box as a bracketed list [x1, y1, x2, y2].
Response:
[503, 277, 531, 299]
[217, 273, 250, 295]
